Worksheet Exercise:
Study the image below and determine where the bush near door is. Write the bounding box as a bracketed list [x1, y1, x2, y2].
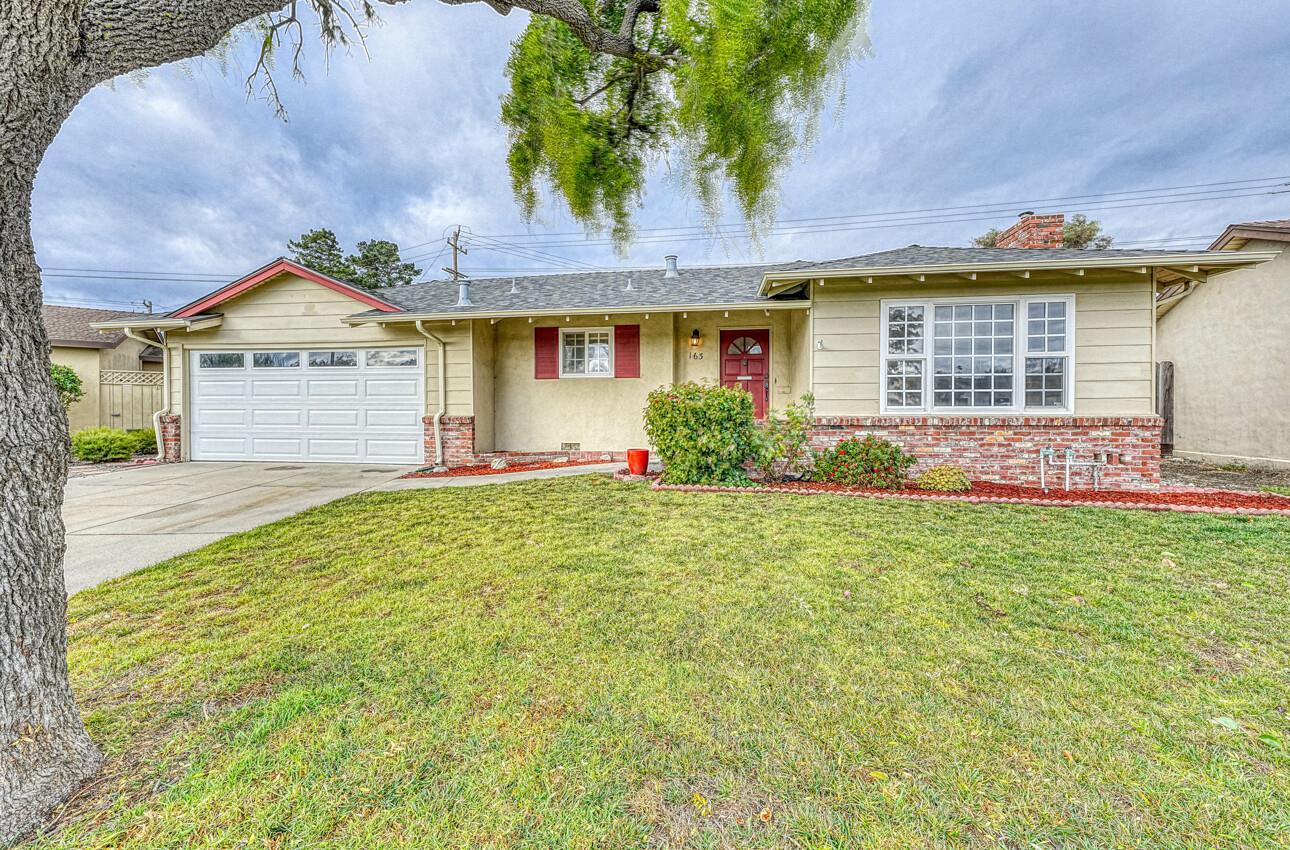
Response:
[644, 382, 759, 486]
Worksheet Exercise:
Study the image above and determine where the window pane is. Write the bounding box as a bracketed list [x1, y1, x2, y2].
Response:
[563, 332, 586, 374]
[930, 302, 1015, 408]
[253, 351, 300, 368]
[1026, 301, 1068, 354]
[885, 359, 923, 408]
[587, 331, 611, 374]
[1024, 357, 1066, 408]
[198, 352, 244, 369]
[366, 349, 419, 367]
[308, 350, 358, 367]
[887, 305, 924, 355]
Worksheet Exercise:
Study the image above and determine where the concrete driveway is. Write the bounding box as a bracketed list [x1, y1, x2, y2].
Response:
[62, 461, 411, 593]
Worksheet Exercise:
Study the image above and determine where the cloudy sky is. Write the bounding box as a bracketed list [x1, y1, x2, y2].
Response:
[34, 0, 1290, 313]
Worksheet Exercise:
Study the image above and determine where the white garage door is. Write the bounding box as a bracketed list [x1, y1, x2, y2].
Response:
[189, 347, 424, 464]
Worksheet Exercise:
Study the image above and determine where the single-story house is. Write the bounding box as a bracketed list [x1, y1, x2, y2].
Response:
[94, 214, 1274, 488]
[1155, 218, 1290, 469]
[45, 304, 164, 432]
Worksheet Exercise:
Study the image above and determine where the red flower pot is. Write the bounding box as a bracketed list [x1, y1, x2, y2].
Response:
[627, 448, 650, 476]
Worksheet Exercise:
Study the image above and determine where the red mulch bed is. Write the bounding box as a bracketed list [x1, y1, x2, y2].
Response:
[402, 459, 610, 478]
[651, 478, 1290, 514]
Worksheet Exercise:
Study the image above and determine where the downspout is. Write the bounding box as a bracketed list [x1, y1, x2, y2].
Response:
[414, 320, 448, 469]
[123, 327, 168, 461]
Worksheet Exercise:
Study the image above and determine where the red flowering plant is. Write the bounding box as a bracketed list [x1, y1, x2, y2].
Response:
[811, 435, 916, 489]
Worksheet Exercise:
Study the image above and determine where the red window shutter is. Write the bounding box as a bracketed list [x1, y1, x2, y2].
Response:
[614, 324, 640, 378]
[534, 327, 559, 379]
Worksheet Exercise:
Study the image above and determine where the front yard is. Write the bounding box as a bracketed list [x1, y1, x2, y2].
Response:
[40, 477, 1289, 848]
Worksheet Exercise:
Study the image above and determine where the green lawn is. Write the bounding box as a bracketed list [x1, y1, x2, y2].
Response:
[38, 476, 1289, 849]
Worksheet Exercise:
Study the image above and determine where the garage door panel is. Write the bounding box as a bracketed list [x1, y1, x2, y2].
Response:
[196, 408, 248, 427]
[365, 409, 420, 428]
[308, 408, 362, 427]
[197, 379, 248, 398]
[365, 439, 422, 461]
[195, 436, 249, 456]
[365, 378, 419, 398]
[190, 348, 424, 463]
[252, 437, 304, 456]
[252, 380, 303, 398]
[252, 409, 303, 427]
[306, 379, 361, 397]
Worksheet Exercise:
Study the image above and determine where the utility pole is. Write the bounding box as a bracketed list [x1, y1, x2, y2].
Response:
[443, 225, 469, 282]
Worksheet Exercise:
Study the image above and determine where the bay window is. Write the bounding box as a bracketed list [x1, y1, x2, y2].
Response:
[881, 296, 1073, 413]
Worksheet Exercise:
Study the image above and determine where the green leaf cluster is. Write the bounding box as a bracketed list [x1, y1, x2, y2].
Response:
[643, 381, 759, 485]
[70, 428, 155, 462]
[287, 228, 421, 288]
[752, 393, 816, 483]
[813, 434, 916, 489]
[502, 0, 867, 245]
[915, 463, 972, 492]
[50, 363, 85, 408]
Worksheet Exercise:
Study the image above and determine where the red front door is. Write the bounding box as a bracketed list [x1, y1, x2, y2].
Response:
[720, 329, 771, 418]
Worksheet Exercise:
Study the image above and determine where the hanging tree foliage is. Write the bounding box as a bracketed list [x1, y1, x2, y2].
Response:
[500, 0, 867, 244]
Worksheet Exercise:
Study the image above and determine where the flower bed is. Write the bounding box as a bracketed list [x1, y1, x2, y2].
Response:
[403, 459, 610, 478]
[649, 477, 1290, 516]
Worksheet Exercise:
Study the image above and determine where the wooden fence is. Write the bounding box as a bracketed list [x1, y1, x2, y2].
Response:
[99, 370, 164, 431]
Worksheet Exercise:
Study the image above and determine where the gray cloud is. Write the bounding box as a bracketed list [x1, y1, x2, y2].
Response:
[31, 0, 1290, 310]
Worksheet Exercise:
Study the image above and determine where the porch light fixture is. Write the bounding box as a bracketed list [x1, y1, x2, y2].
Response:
[689, 328, 703, 348]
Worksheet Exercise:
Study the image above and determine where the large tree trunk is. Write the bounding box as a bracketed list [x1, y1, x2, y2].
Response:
[0, 7, 102, 845]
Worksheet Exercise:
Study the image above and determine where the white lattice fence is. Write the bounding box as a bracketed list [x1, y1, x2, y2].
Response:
[99, 370, 164, 430]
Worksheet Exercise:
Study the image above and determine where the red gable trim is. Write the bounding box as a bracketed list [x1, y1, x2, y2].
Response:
[172, 257, 403, 318]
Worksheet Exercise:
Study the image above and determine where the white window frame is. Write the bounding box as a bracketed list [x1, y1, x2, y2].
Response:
[559, 327, 614, 378]
[878, 294, 1075, 415]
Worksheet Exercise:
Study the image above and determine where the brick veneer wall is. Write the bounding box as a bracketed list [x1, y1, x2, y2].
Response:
[423, 415, 476, 467]
[159, 413, 182, 463]
[808, 416, 1163, 490]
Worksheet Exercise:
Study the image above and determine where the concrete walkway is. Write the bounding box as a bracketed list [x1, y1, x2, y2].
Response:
[63, 461, 411, 593]
[373, 462, 621, 492]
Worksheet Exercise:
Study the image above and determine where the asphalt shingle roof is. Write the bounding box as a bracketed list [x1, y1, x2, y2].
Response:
[357, 245, 1209, 318]
[42, 304, 157, 348]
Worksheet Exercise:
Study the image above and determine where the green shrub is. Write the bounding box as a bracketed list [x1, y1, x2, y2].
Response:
[915, 464, 971, 492]
[753, 393, 815, 483]
[50, 363, 84, 408]
[127, 428, 157, 456]
[644, 382, 759, 485]
[71, 428, 139, 463]
[812, 435, 916, 489]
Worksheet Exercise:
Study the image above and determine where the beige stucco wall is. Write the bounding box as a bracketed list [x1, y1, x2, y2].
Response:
[162, 272, 473, 458]
[50, 346, 102, 433]
[810, 274, 1156, 417]
[1156, 240, 1290, 468]
[489, 309, 810, 453]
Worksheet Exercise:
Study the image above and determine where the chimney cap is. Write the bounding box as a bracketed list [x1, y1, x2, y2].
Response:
[1018, 210, 1035, 218]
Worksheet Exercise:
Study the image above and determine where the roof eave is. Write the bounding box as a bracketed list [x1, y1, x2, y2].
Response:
[344, 299, 809, 325]
[756, 251, 1279, 295]
[90, 314, 224, 332]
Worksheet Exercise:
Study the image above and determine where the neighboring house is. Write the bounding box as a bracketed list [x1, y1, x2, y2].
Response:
[1155, 218, 1290, 469]
[44, 304, 164, 433]
[95, 214, 1272, 488]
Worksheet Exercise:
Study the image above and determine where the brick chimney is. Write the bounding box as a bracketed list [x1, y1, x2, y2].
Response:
[995, 211, 1065, 248]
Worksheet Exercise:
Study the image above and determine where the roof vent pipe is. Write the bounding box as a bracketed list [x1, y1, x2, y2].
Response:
[664, 255, 679, 278]
[624, 275, 635, 291]
[456, 278, 474, 307]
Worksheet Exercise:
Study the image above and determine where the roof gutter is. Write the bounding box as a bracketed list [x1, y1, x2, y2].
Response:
[344, 299, 810, 326]
[90, 314, 223, 332]
[756, 251, 1281, 295]
[414, 320, 448, 470]
[121, 327, 169, 462]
